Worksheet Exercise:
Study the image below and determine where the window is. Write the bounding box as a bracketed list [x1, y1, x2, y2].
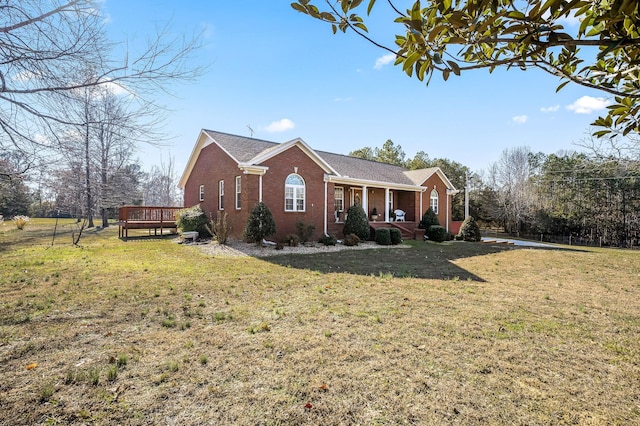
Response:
[235, 176, 241, 210]
[430, 189, 439, 214]
[218, 180, 224, 210]
[199, 185, 204, 202]
[285, 173, 305, 212]
[334, 187, 344, 212]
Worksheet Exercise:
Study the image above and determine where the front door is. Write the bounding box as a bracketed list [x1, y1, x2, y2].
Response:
[351, 188, 362, 207]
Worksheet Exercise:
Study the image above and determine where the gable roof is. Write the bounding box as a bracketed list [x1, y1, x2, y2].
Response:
[179, 130, 457, 191]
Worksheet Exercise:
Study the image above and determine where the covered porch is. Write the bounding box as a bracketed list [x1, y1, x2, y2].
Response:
[331, 183, 421, 224]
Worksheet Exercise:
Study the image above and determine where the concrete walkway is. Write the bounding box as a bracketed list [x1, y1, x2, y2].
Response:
[481, 237, 557, 248]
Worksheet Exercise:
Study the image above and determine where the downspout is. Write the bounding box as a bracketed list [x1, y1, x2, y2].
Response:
[324, 181, 328, 236]
[259, 175, 263, 202]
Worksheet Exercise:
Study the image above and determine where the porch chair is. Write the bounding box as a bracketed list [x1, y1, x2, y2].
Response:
[394, 209, 406, 222]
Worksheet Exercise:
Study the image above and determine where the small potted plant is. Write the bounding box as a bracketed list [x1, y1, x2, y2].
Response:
[371, 207, 378, 221]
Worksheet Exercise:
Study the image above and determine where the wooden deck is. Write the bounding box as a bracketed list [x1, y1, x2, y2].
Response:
[118, 206, 181, 239]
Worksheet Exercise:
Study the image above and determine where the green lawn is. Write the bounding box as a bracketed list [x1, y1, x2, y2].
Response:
[1, 219, 639, 425]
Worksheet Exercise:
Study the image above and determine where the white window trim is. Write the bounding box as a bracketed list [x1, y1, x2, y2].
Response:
[218, 180, 225, 210]
[430, 189, 439, 214]
[285, 174, 306, 212]
[199, 184, 204, 202]
[235, 176, 241, 210]
[334, 186, 344, 212]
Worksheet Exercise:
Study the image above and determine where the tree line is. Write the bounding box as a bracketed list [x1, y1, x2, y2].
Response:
[0, 1, 202, 231]
[348, 138, 640, 248]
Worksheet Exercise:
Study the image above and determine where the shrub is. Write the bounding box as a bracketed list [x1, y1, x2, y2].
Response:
[389, 228, 402, 245]
[284, 234, 300, 247]
[244, 202, 276, 245]
[320, 234, 337, 246]
[343, 233, 360, 246]
[419, 208, 439, 230]
[12, 215, 30, 230]
[296, 221, 315, 243]
[343, 204, 370, 240]
[205, 212, 230, 244]
[375, 228, 392, 245]
[458, 216, 482, 242]
[176, 205, 209, 235]
[427, 225, 448, 242]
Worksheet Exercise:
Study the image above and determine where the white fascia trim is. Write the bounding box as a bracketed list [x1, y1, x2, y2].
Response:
[179, 130, 213, 189]
[324, 174, 426, 192]
[179, 129, 243, 189]
[412, 167, 457, 191]
[248, 138, 338, 175]
[238, 164, 269, 175]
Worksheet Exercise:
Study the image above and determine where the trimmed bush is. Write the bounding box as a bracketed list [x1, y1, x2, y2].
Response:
[389, 228, 402, 245]
[343, 233, 360, 246]
[320, 235, 337, 246]
[176, 205, 209, 235]
[343, 204, 370, 241]
[375, 228, 392, 245]
[458, 216, 482, 242]
[296, 221, 315, 243]
[427, 225, 448, 242]
[419, 208, 439, 230]
[244, 202, 276, 245]
[284, 234, 300, 247]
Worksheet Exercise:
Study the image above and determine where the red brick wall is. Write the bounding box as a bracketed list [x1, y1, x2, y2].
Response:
[183, 142, 248, 237]
[260, 146, 328, 241]
[420, 174, 451, 230]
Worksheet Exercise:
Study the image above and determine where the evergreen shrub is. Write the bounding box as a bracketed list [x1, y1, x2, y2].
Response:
[176, 205, 210, 235]
[427, 225, 448, 242]
[244, 202, 276, 245]
[458, 216, 482, 242]
[419, 208, 439, 230]
[375, 228, 392, 245]
[320, 235, 337, 246]
[343, 204, 370, 240]
[389, 228, 402, 245]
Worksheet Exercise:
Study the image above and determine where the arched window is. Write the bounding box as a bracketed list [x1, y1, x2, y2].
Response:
[285, 174, 305, 212]
[430, 189, 439, 214]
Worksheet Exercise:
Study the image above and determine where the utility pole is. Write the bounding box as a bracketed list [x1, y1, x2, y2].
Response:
[464, 171, 470, 220]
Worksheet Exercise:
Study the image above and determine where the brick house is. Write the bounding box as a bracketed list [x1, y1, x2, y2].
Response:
[179, 130, 459, 241]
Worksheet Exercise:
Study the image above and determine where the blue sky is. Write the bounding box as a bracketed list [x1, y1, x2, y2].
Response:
[102, 1, 611, 174]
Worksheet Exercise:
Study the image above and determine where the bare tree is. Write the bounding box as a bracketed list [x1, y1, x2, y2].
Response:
[0, 0, 204, 178]
[489, 147, 537, 236]
[142, 157, 181, 207]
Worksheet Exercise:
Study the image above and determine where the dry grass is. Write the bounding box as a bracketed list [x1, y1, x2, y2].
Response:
[0, 219, 639, 425]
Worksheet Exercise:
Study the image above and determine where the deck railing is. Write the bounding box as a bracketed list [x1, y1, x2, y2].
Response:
[118, 206, 182, 238]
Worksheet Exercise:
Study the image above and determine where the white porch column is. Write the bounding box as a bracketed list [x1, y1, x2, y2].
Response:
[384, 188, 390, 222]
[362, 185, 368, 217]
[259, 175, 263, 202]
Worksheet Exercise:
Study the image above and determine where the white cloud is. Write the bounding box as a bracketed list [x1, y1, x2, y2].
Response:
[540, 104, 560, 113]
[334, 97, 353, 102]
[566, 96, 611, 114]
[264, 118, 295, 133]
[374, 53, 395, 70]
[12, 71, 39, 82]
[512, 115, 528, 124]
